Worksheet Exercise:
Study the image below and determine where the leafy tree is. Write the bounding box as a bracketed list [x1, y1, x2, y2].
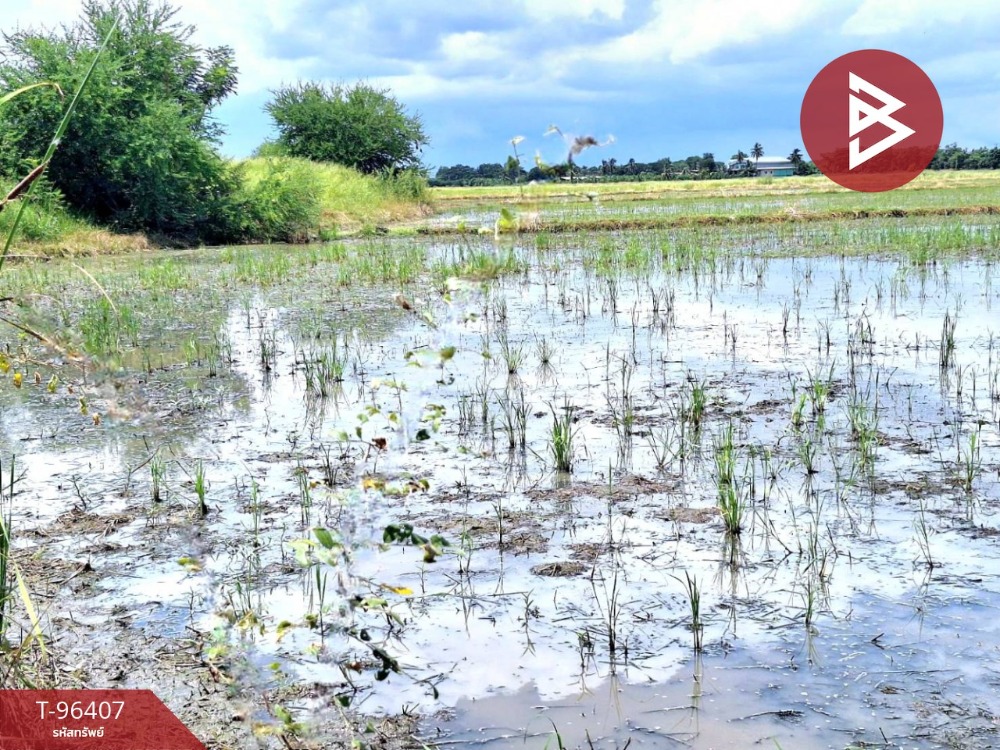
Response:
[788, 148, 811, 176]
[0, 0, 239, 238]
[504, 156, 524, 183]
[476, 163, 504, 180]
[265, 82, 428, 174]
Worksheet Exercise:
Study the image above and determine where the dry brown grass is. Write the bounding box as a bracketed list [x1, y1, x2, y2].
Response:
[20, 228, 152, 257]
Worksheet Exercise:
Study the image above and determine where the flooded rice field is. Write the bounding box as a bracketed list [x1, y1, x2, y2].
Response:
[2, 222, 1000, 749]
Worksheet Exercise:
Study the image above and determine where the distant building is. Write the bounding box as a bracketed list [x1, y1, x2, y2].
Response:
[727, 156, 796, 177]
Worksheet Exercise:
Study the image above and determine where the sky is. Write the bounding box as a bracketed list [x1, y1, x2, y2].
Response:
[4, 0, 1000, 172]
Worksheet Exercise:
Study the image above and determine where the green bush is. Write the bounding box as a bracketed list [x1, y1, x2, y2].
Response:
[0, 0, 238, 241]
[265, 81, 428, 173]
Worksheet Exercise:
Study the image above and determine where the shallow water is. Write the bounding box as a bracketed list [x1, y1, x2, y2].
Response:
[3, 232, 1000, 747]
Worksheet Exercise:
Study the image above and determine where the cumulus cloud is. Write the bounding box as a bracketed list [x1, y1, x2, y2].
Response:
[842, 0, 1000, 36]
[523, 0, 627, 22]
[3, 0, 999, 163]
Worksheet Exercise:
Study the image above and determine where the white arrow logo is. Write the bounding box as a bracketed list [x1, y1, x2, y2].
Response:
[848, 72, 916, 170]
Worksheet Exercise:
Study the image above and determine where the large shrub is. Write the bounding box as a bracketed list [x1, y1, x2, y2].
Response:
[0, 0, 239, 240]
[265, 82, 428, 174]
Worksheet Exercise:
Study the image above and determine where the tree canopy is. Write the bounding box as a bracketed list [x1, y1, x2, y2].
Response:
[0, 0, 240, 238]
[265, 82, 428, 174]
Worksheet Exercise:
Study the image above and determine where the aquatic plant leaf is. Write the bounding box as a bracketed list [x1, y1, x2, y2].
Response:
[313, 527, 336, 549]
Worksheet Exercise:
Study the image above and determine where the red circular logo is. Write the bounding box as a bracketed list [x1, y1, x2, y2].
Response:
[800, 49, 943, 192]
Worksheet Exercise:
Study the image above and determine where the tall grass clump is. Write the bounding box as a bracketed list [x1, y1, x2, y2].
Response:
[713, 422, 745, 534]
[549, 399, 576, 473]
[228, 157, 324, 243]
[0, 179, 93, 245]
[238, 157, 429, 238]
[79, 297, 139, 356]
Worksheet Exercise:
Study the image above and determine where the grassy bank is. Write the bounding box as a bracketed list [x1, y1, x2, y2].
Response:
[3, 158, 431, 256]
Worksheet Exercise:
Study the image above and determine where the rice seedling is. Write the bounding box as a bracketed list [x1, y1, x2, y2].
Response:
[803, 576, 817, 628]
[548, 399, 576, 473]
[790, 390, 807, 430]
[606, 356, 636, 459]
[79, 297, 139, 356]
[497, 385, 529, 451]
[713, 423, 745, 534]
[302, 342, 347, 397]
[797, 433, 820, 476]
[591, 561, 624, 658]
[248, 478, 263, 547]
[681, 375, 708, 430]
[194, 460, 209, 517]
[846, 393, 879, 477]
[150, 454, 166, 502]
[913, 497, 935, 569]
[676, 571, 703, 652]
[646, 423, 681, 472]
[959, 427, 982, 493]
[231, 248, 293, 285]
[534, 334, 555, 366]
[543, 720, 567, 750]
[940, 310, 957, 370]
[498, 332, 525, 375]
[258, 323, 278, 373]
[805, 363, 834, 418]
[296, 465, 313, 525]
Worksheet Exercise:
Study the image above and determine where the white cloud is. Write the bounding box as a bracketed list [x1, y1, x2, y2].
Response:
[370, 66, 599, 104]
[842, 0, 1000, 36]
[440, 31, 507, 63]
[522, 0, 626, 22]
[560, 0, 837, 67]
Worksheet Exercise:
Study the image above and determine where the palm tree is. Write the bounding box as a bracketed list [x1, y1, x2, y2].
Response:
[788, 148, 804, 175]
[751, 142, 764, 166]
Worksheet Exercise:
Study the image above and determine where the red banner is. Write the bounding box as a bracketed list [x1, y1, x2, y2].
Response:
[0, 690, 204, 749]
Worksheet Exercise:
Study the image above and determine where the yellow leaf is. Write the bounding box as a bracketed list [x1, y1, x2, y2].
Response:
[380, 584, 413, 596]
[46, 375, 58, 393]
[177, 556, 202, 572]
[361, 476, 385, 491]
[275, 620, 294, 642]
[12, 372, 21, 388]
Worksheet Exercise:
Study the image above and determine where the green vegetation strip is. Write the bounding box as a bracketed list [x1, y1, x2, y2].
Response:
[412, 204, 1000, 236]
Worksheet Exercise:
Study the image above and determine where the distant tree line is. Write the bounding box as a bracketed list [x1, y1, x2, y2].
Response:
[431, 149, 816, 187]
[432, 141, 1000, 187]
[927, 143, 1000, 170]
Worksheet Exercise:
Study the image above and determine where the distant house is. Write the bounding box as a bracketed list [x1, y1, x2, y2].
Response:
[727, 156, 796, 177]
